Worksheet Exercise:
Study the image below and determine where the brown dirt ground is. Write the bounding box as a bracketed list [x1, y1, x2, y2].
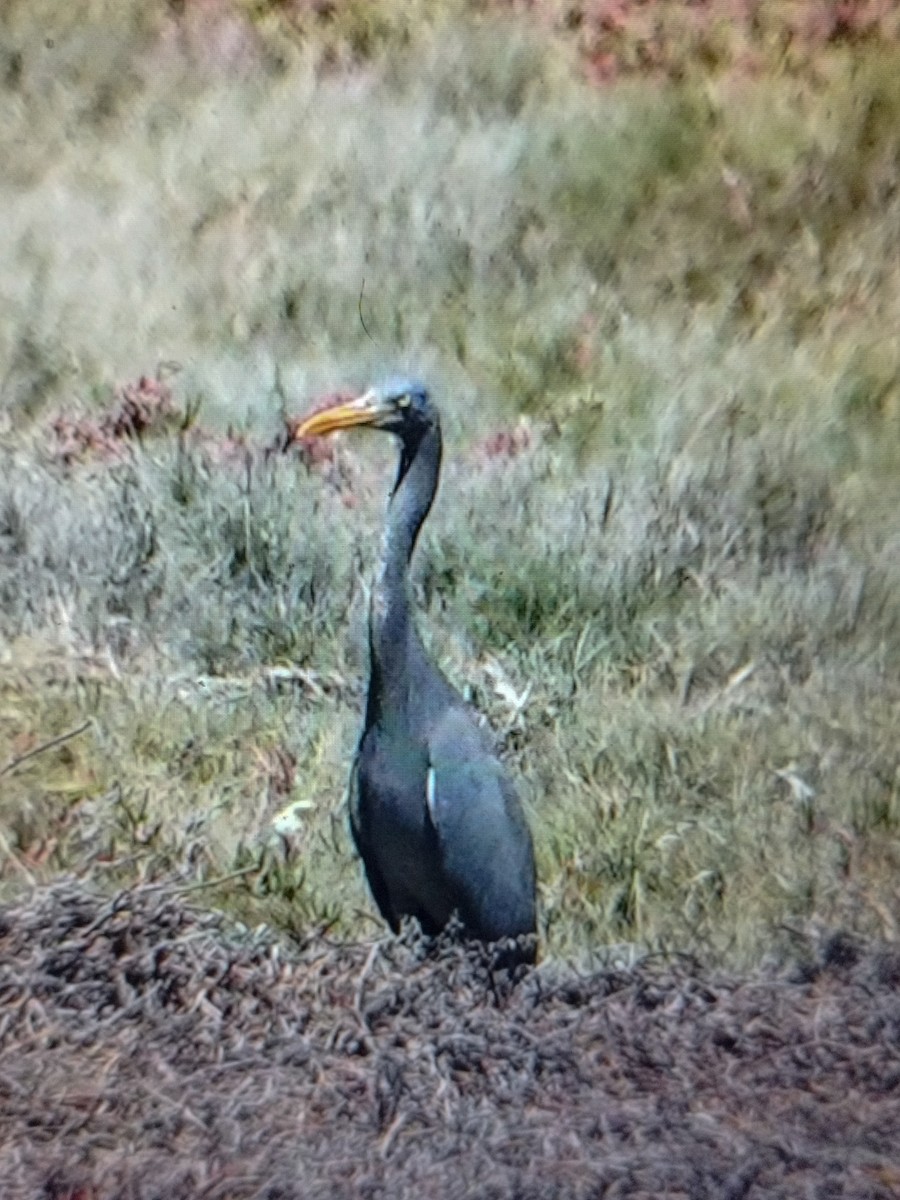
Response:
[1, 882, 899, 1199]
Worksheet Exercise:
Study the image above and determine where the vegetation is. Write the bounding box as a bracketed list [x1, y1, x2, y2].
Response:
[1, 0, 899, 968]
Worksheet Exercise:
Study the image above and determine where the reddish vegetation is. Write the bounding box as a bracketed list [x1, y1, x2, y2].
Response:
[49, 379, 535, 506]
[51, 375, 177, 465]
[282, 389, 357, 470]
[48, 380, 356, 480]
[2, 882, 899, 1199]
[505, 0, 900, 82]
[156, 0, 265, 76]
[149, 0, 900, 90]
[475, 419, 533, 463]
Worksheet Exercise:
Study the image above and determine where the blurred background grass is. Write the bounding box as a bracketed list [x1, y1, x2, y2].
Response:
[1, 0, 899, 967]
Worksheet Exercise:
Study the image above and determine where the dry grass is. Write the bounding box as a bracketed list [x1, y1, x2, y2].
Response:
[1, 0, 900, 969]
[2, 880, 900, 1198]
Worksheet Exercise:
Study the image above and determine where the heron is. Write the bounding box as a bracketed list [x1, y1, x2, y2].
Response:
[293, 380, 537, 965]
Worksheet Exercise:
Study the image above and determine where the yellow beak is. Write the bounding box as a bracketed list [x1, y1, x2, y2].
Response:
[292, 389, 389, 439]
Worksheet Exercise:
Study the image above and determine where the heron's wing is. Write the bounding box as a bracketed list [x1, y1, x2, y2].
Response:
[425, 708, 536, 944]
[348, 753, 400, 932]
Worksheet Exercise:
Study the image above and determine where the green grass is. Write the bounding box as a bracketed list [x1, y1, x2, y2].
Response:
[2, 0, 900, 968]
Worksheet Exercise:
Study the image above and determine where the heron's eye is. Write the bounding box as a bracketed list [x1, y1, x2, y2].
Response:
[396, 395, 411, 409]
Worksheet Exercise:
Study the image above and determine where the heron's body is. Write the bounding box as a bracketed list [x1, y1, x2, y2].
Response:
[294, 381, 536, 964]
[354, 641, 536, 945]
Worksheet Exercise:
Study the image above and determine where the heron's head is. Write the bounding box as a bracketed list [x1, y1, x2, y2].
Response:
[292, 379, 437, 445]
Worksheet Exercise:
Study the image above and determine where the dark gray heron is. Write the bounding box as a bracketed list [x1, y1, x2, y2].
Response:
[293, 380, 537, 965]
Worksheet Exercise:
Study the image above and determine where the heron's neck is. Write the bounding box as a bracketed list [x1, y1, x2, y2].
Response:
[367, 424, 441, 716]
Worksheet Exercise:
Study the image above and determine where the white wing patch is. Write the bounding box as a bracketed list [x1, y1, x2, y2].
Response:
[426, 765, 438, 829]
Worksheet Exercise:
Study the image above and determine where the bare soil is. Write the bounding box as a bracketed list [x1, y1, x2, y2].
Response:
[1, 882, 899, 1199]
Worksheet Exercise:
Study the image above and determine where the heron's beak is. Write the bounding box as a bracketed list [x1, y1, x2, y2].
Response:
[291, 389, 389, 439]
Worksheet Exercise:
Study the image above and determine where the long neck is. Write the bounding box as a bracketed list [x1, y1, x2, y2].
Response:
[366, 424, 441, 721]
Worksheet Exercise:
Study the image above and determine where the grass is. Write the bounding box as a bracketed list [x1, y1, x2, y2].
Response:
[1, 0, 899, 968]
